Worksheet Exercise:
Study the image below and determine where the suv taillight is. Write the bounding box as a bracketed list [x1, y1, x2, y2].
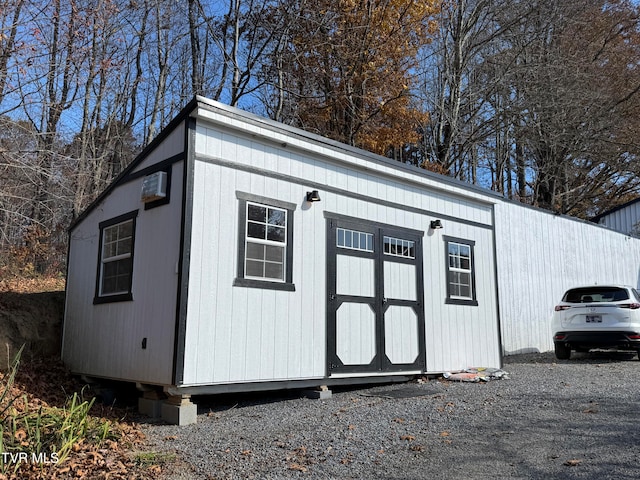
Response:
[619, 303, 640, 309]
[555, 305, 570, 311]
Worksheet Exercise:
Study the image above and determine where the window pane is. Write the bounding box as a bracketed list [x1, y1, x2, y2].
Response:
[459, 284, 471, 298]
[448, 243, 459, 256]
[248, 204, 266, 222]
[104, 227, 116, 244]
[345, 231, 352, 248]
[338, 229, 373, 252]
[117, 238, 132, 256]
[264, 262, 284, 280]
[103, 242, 116, 259]
[265, 245, 284, 262]
[246, 242, 264, 260]
[267, 209, 285, 226]
[383, 236, 414, 258]
[449, 271, 471, 298]
[266, 225, 286, 242]
[102, 277, 116, 294]
[247, 222, 266, 239]
[102, 258, 132, 295]
[119, 221, 133, 238]
[460, 257, 470, 270]
[246, 260, 264, 277]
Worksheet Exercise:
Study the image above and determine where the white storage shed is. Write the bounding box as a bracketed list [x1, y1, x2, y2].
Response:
[63, 97, 640, 424]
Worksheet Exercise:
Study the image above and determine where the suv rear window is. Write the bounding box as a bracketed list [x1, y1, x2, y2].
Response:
[563, 287, 629, 303]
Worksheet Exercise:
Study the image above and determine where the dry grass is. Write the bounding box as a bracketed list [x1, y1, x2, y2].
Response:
[0, 275, 65, 294]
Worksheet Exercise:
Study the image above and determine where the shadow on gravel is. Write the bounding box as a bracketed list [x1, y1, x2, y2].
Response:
[191, 380, 445, 416]
[505, 351, 638, 364]
[194, 389, 303, 415]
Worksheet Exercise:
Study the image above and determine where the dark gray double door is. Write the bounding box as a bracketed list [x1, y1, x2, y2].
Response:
[326, 217, 425, 375]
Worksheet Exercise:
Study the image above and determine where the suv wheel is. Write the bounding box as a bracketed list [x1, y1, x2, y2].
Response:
[554, 343, 571, 360]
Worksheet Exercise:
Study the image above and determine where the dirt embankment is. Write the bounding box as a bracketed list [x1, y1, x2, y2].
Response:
[0, 288, 65, 370]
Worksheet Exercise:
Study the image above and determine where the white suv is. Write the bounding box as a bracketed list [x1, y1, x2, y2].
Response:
[551, 285, 640, 360]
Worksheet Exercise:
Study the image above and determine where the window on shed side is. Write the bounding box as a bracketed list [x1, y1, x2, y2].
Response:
[234, 193, 296, 291]
[245, 202, 287, 281]
[444, 236, 478, 306]
[95, 211, 137, 303]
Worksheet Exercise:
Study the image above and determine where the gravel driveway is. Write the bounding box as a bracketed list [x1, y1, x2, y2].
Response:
[143, 352, 640, 479]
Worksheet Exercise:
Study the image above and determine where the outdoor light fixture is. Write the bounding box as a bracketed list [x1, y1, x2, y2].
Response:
[430, 219, 443, 230]
[306, 190, 321, 202]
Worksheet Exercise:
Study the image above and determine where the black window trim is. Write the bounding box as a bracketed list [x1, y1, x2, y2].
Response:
[443, 235, 478, 307]
[94, 210, 139, 304]
[233, 191, 296, 291]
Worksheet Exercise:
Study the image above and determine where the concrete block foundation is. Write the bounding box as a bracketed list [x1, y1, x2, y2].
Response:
[160, 395, 197, 425]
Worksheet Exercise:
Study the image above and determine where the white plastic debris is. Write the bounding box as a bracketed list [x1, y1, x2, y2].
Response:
[443, 367, 509, 382]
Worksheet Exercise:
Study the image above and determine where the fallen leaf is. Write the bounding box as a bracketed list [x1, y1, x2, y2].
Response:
[289, 463, 308, 472]
[393, 417, 405, 423]
[410, 445, 425, 452]
[241, 449, 252, 456]
[87, 451, 104, 464]
[400, 435, 415, 441]
[564, 459, 582, 467]
[440, 431, 450, 437]
[348, 424, 356, 430]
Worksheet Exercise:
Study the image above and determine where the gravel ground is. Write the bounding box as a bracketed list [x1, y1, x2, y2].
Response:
[142, 352, 640, 479]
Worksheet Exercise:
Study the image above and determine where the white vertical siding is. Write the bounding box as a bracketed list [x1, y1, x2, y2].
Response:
[495, 201, 640, 355]
[63, 154, 185, 385]
[423, 226, 500, 372]
[183, 160, 328, 385]
[182, 121, 502, 385]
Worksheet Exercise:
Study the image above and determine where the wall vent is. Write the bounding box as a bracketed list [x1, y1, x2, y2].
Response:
[141, 171, 167, 202]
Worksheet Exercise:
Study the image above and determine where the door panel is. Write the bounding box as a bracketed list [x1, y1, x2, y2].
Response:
[384, 306, 419, 364]
[383, 262, 417, 301]
[336, 256, 375, 297]
[336, 303, 377, 365]
[327, 218, 425, 375]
